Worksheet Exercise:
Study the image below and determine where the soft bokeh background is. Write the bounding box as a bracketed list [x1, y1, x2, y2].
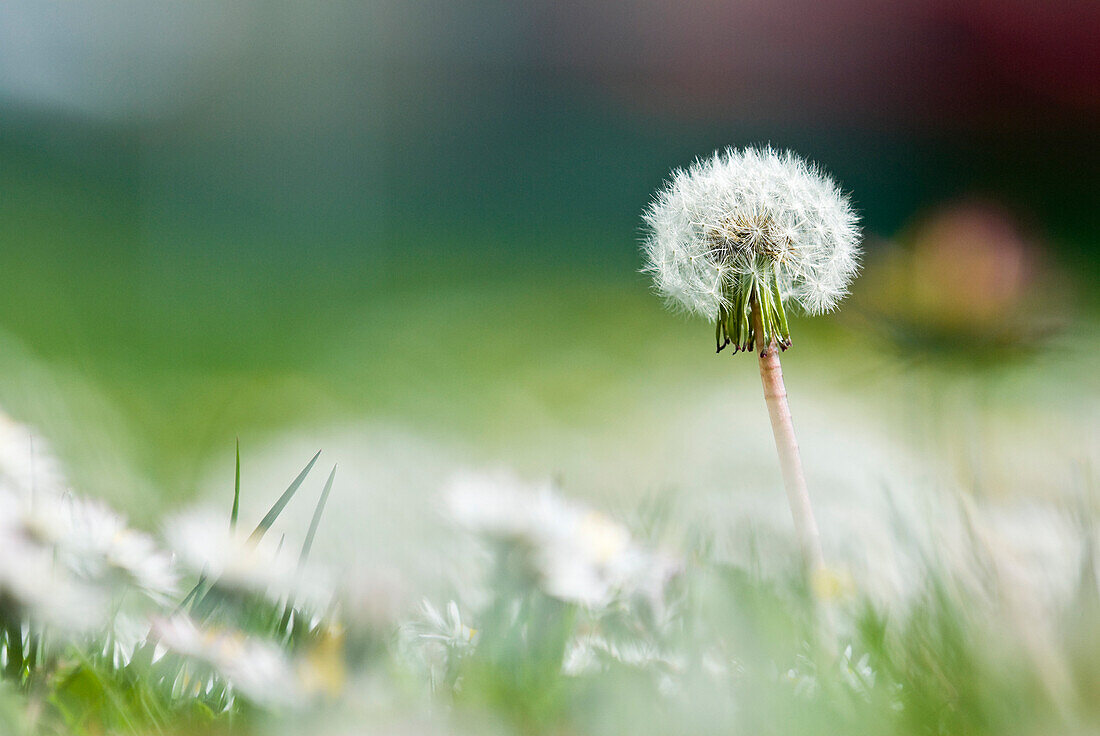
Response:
[0, 0, 1097, 556]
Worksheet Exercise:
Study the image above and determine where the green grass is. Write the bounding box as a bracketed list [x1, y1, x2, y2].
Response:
[1, 165, 1100, 734]
[2, 159, 1098, 518]
[7, 479, 1100, 736]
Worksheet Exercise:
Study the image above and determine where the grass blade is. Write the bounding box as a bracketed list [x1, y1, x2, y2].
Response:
[278, 465, 338, 636]
[230, 438, 241, 531]
[300, 464, 336, 566]
[248, 450, 321, 543]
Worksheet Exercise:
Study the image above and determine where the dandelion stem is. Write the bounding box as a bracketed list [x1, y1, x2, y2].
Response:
[750, 293, 825, 575]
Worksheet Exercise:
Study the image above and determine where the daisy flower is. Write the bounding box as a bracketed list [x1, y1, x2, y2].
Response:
[152, 615, 300, 707]
[398, 599, 478, 691]
[164, 508, 331, 608]
[0, 488, 104, 631]
[0, 413, 69, 498]
[445, 471, 668, 608]
[59, 496, 179, 603]
[0, 415, 175, 618]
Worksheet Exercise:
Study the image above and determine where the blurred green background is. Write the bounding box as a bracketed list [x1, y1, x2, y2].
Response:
[0, 0, 1097, 518]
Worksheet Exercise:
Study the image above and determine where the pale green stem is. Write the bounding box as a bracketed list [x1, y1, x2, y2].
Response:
[750, 293, 825, 574]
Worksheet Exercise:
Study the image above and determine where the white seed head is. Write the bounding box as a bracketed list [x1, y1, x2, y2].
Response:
[642, 146, 861, 321]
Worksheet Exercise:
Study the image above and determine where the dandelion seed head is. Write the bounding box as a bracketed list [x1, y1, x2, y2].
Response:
[642, 146, 861, 322]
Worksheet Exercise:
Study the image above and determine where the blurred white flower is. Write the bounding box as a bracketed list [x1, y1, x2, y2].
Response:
[152, 615, 300, 707]
[3, 487, 178, 605]
[563, 633, 679, 677]
[785, 655, 819, 699]
[338, 564, 408, 632]
[164, 508, 331, 608]
[642, 146, 860, 350]
[399, 599, 477, 691]
[106, 613, 152, 667]
[0, 488, 105, 631]
[410, 599, 477, 649]
[0, 413, 69, 498]
[839, 644, 875, 697]
[445, 471, 668, 607]
[561, 635, 600, 676]
[0, 415, 177, 627]
[781, 645, 877, 702]
[59, 496, 178, 603]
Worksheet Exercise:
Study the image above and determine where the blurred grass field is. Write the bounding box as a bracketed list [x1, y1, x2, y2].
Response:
[3, 5, 1100, 733]
[1, 102, 1099, 529]
[1, 147, 1098, 530]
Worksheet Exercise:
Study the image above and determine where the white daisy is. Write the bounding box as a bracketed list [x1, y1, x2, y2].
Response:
[563, 633, 679, 677]
[163, 508, 331, 608]
[445, 471, 668, 608]
[398, 599, 477, 691]
[410, 599, 478, 648]
[59, 496, 179, 603]
[152, 615, 300, 707]
[0, 488, 104, 631]
[0, 415, 175, 620]
[0, 413, 69, 498]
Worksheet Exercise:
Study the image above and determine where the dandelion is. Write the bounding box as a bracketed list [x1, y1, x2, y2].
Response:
[641, 147, 861, 573]
[642, 146, 860, 350]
